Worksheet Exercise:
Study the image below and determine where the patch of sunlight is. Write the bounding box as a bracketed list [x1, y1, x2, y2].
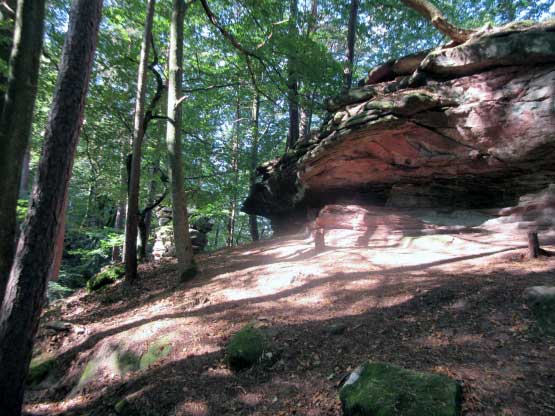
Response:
[293, 293, 323, 305]
[239, 392, 263, 406]
[369, 250, 447, 267]
[126, 320, 175, 342]
[176, 401, 209, 416]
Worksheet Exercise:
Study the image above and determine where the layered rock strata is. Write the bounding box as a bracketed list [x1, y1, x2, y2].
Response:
[243, 21, 555, 235]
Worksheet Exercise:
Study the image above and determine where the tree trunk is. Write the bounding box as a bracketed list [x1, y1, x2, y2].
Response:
[527, 232, 541, 259]
[167, 0, 195, 280]
[400, 0, 473, 44]
[138, 166, 158, 260]
[18, 144, 31, 199]
[124, 0, 156, 281]
[0, 1, 102, 413]
[249, 89, 260, 241]
[227, 97, 241, 247]
[112, 136, 129, 262]
[0, 0, 16, 114]
[343, 0, 359, 91]
[0, 0, 46, 307]
[286, 0, 299, 151]
[299, 1, 317, 142]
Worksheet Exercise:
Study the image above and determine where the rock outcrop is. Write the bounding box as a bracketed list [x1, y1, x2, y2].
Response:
[152, 207, 213, 260]
[243, 21, 555, 235]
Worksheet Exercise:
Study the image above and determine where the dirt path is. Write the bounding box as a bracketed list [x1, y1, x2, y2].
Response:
[26, 233, 555, 415]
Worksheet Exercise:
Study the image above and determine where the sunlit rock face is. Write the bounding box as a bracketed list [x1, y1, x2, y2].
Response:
[243, 21, 555, 234]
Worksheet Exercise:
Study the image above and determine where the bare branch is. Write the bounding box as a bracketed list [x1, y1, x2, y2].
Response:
[400, 0, 474, 44]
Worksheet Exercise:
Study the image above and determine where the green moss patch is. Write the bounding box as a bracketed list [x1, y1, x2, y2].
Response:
[340, 362, 461, 416]
[139, 338, 172, 370]
[227, 325, 269, 370]
[27, 354, 57, 385]
[86, 264, 125, 291]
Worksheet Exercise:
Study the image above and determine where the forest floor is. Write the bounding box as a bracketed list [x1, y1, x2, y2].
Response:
[25, 231, 555, 416]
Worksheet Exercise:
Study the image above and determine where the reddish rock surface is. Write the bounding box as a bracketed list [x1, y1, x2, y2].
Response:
[243, 21, 555, 234]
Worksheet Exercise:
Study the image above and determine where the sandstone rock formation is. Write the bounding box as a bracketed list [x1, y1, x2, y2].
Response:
[243, 21, 555, 235]
[152, 207, 212, 260]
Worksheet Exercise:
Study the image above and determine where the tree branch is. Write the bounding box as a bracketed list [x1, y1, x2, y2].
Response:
[400, 0, 474, 44]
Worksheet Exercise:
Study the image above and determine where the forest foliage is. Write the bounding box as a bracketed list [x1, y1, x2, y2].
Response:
[15, 0, 555, 292]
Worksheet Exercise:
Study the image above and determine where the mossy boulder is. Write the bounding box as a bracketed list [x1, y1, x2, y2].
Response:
[226, 325, 269, 370]
[27, 354, 57, 385]
[86, 264, 125, 291]
[524, 286, 555, 335]
[340, 362, 461, 416]
[74, 335, 173, 394]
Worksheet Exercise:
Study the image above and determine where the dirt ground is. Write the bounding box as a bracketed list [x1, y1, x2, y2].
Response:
[25, 232, 555, 415]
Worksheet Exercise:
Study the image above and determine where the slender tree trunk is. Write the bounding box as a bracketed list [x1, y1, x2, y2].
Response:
[299, 1, 317, 142]
[286, 0, 299, 151]
[138, 166, 157, 260]
[112, 136, 129, 262]
[18, 144, 31, 199]
[167, 0, 195, 280]
[213, 221, 220, 247]
[343, 0, 359, 90]
[227, 97, 241, 247]
[0, 0, 16, 114]
[0, 0, 46, 307]
[249, 89, 260, 241]
[124, 0, 156, 281]
[400, 0, 474, 43]
[0, 1, 102, 413]
[527, 232, 541, 259]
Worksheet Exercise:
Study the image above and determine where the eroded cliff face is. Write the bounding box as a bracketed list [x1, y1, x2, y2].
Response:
[243, 21, 555, 234]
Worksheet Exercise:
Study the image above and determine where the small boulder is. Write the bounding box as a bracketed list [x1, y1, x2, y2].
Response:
[340, 362, 461, 416]
[524, 286, 555, 335]
[26, 354, 57, 386]
[86, 264, 125, 291]
[227, 325, 269, 370]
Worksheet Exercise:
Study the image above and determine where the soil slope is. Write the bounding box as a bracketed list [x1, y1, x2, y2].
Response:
[26, 233, 555, 415]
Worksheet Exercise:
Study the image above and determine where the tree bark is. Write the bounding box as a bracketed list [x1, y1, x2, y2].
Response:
[527, 232, 541, 259]
[249, 88, 260, 241]
[124, 0, 156, 281]
[0, 0, 16, 114]
[167, 0, 195, 280]
[286, 0, 299, 151]
[18, 144, 31, 199]
[400, 0, 474, 44]
[112, 136, 129, 262]
[0, 0, 46, 307]
[227, 97, 241, 247]
[0, 1, 102, 413]
[343, 0, 359, 90]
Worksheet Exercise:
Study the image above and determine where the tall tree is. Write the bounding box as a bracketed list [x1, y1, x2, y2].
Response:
[124, 0, 156, 281]
[299, 0, 317, 141]
[343, 0, 359, 90]
[166, 0, 195, 279]
[249, 87, 260, 241]
[0, 0, 46, 306]
[0, 0, 103, 413]
[227, 96, 241, 247]
[0, 0, 16, 113]
[286, 0, 299, 150]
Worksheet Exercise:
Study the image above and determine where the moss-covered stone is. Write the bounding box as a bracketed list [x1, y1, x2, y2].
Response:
[340, 362, 461, 416]
[227, 325, 269, 370]
[86, 264, 125, 291]
[27, 354, 57, 385]
[524, 286, 555, 335]
[139, 338, 172, 370]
